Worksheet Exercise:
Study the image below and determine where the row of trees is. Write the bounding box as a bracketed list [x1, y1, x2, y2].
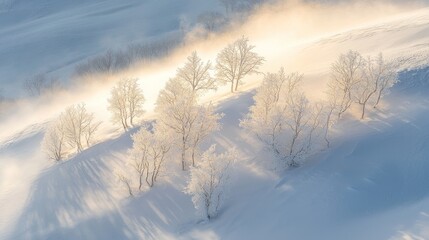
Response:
[114, 38, 264, 219]
[23, 74, 62, 97]
[42, 35, 398, 220]
[328, 51, 397, 119]
[242, 51, 398, 168]
[74, 38, 181, 78]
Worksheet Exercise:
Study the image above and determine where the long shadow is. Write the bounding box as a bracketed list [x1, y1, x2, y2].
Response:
[210, 90, 256, 155]
[319, 101, 429, 221]
[8, 129, 139, 240]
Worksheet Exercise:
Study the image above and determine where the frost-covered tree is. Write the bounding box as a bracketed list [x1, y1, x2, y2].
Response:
[42, 121, 66, 162]
[216, 36, 264, 92]
[189, 104, 223, 167]
[156, 79, 222, 170]
[59, 103, 100, 153]
[353, 53, 398, 118]
[328, 50, 364, 119]
[176, 51, 216, 97]
[353, 56, 378, 119]
[129, 124, 172, 189]
[185, 145, 235, 220]
[156, 79, 196, 171]
[43, 104, 99, 160]
[371, 53, 398, 108]
[108, 78, 145, 131]
[241, 68, 324, 168]
[322, 94, 338, 148]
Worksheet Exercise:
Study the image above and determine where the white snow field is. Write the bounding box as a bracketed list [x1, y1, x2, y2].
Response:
[1, 0, 429, 239]
[0, 0, 219, 96]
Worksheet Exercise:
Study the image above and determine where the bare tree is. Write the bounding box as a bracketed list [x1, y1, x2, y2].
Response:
[322, 95, 338, 148]
[42, 121, 66, 162]
[281, 93, 323, 167]
[197, 11, 225, 32]
[353, 56, 378, 119]
[176, 51, 216, 96]
[129, 124, 172, 189]
[216, 36, 264, 92]
[84, 119, 101, 147]
[185, 145, 235, 220]
[156, 79, 197, 171]
[59, 103, 99, 153]
[75, 50, 116, 76]
[353, 53, 398, 118]
[372, 54, 398, 108]
[23, 74, 61, 97]
[108, 78, 145, 131]
[328, 50, 364, 119]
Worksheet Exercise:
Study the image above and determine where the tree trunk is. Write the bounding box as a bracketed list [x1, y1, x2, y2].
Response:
[126, 182, 133, 197]
[181, 139, 186, 171]
[138, 173, 143, 191]
[121, 118, 127, 132]
[361, 103, 366, 119]
[234, 78, 239, 91]
[374, 90, 382, 108]
[230, 80, 234, 93]
[191, 147, 196, 167]
[324, 109, 333, 148]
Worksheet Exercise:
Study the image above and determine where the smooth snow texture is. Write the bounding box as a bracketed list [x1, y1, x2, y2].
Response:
[0, 0, 219, 96]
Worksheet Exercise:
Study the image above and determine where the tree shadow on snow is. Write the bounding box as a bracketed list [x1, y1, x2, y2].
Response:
[7, 129, 141, 240]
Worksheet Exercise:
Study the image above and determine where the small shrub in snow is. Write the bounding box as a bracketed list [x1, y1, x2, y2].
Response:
[185, 145, 236, 220]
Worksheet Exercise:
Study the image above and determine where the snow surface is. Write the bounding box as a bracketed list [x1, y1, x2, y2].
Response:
[1, 1, 429, 239]
[0, 0, 219, 96]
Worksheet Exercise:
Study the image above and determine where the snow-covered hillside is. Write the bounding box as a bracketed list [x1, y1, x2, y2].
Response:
[1, 1, 429, 239]
[0, 0, 219, 96]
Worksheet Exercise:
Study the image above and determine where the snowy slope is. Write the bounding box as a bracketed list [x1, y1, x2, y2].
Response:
[0, 0, 219, 96]
[180, 74, 429, 240]
[1, 1, 429, 240]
